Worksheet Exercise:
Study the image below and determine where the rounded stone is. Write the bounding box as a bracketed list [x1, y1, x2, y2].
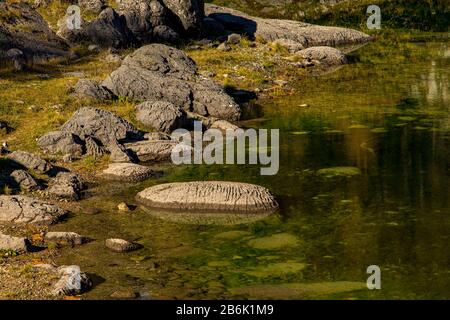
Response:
[105, 238, 143, 252]
[296, 46, 347, 66]
[101, 163, 155, 182]
[136, 181, 278, 213]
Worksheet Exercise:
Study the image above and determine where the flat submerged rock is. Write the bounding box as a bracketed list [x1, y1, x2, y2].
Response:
[136, 181, 278, 225]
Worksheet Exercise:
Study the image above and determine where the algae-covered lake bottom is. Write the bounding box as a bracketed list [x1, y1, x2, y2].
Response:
[53, 36, 450, 300]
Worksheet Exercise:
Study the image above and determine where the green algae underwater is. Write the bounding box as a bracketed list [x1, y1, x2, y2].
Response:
[52, 34, 450, 300]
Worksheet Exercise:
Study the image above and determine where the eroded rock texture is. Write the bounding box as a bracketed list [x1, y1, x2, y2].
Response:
[0, 195, 67, 225]
[102, 44, 241, 121]
[136, 181, 279, 213]
[136, 100, 187, 133]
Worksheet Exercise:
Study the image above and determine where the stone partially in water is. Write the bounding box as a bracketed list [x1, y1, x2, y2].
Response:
[206, 4, 371, 47]
[317, 167, 361, 177]
[52, 265, 92, 296]
[295, 46, 347, 66]
[105, 238, 143, 252]
[247, 233, 300, 250]
[44, 232, 88, 246]
[101, 163, 155, 182]
[117, 202, 132, 212]
[47, 172, 85, 200]
[137, 181, 278, 213]
[230, 281, 366, 299]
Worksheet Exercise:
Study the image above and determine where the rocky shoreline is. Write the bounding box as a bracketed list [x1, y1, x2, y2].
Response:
[0, 0, 371, 299]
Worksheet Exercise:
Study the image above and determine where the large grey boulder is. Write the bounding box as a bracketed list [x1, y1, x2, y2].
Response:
[102, 44, 241, 121]
[117, 0, 176, 43]
[296, 46, 347, 66]
[10, 170, 40, 192]
[52, 265, 92, 296]
[47, 172, 85, 200]
[118, 0, 154, 43]
[101, 163, 155, 182]
[39, 107, 140, 162]
[0, 195, 67, 225]
[7, 151, 53, 174]
[136, 181, 279, 213]
[83, 8, 136, 48]
[0, 233, 31, 252]
[116, 0, 202, 40]
[61, 107, 141, 146]
[161, 0, 204, 36]
[37, 131, 84, 157]
[205, 4, 371, 47]
[136, 100, 187, 133]
[72, 79, 116, 100]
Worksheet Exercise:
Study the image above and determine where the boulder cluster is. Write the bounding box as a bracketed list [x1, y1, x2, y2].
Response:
[0, 0, 375, 298]
[2, 150, 86, 200]
[55, 0, 205, 48]
[1, 0, 371, 69]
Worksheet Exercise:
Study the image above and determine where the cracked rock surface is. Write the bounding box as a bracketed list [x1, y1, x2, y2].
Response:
[136, 181, 279, 213]
[102, 44, 241, 121]
[0, 195, 67, 225]
[7, 151, 53, 174]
